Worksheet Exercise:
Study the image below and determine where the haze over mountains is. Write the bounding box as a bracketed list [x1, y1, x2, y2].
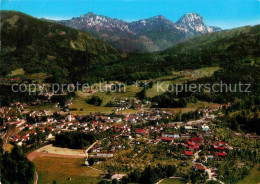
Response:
[58, 12, 222, 52]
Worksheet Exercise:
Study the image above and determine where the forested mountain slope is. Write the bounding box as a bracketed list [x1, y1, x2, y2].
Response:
[0, 11, 122, 83]
[93, 25, 260, 82]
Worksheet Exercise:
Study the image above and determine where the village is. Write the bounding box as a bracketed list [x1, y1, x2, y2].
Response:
[1, 98, 259, 184]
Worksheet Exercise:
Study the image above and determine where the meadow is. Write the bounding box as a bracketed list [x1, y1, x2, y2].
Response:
[33, 156, 103, 184]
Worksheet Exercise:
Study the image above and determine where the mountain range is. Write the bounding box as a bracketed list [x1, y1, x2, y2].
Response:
[58, 12, 222, 52]
[1, 11, 259, 84]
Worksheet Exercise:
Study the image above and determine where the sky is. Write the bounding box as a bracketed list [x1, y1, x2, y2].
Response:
[0, 0, 260, 29]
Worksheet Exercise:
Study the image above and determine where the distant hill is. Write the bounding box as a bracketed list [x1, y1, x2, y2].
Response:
[92, 24, 260, 82]
[0, 11, 122, 83]
[58, 12, 221, 52]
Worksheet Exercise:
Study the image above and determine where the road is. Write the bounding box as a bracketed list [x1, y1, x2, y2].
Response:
[85, 141, 98, 159]
[33, 171, 38, 184]
[193, 151, 225, 184]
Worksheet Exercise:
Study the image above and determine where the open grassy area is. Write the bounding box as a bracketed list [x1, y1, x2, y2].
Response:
[69, 85, 143, 115]
[7, 68, 25, 76]
[94, 85, 143, 106]
[146, 67, 220, 98]
[36, 144, 86, 156]
[69, 92, 116, 115]
[160, 101, 217, 114]
[160, 178, 183, 184]
[33, 156, 103, 184]
[23, 72, 49, 83]
[5, 143, 14, 153]
[237, 164, 260, 184]
[27, 103, 61, 112]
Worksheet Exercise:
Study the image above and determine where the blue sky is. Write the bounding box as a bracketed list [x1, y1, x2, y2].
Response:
[1, 0, 259, 29]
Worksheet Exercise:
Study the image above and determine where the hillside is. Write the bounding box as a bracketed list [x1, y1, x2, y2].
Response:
[58, 12, 221, 52]
[0, 11, 122, 83]
[92, 24, 260, 82]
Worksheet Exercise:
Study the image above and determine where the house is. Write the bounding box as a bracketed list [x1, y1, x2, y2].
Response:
[71, 127, 77, 130]
[124, 117, 136, 123]
[153, 139, 158, 144]
[47, 117, 54, 123]
[191, 137, 203, 144]
[207, 155, 214, 160]
[15, 120, 25, 127]
[162, 133, 175, 138]
[201, 124, 210, 132]
[173, 134, 180, 139]
[216, 152, 227, 157]
[135, 129, 149, 135]
[66, 114, 75, 122]
[194, 164, 206, 171]
[184, 126, 193, 131]
[181, 134, 191, 139]
[113, 118, 122, 123]
[213, 142, 227, 150]
[187, 145, 200, 150]
[46, 127, 53, 131]
[184, 151, 193, 156]
[158, 137, 174, 143]
[96, 151, 114, 157]
[80, 122, 88, 127]
[111, 174, 126, 181]
[46, 133, 53, 139]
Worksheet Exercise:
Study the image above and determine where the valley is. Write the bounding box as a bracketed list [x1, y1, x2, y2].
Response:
[0, 8, 259, 184]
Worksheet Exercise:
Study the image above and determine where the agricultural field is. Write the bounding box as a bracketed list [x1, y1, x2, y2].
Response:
[7, 68, 25, 77]
[23, 72, 49, 83]
[69, 85, 143, 115]
[27, 103, 61, 112]
[146, 67, 220, 98]
[33, 156, 103, 184]
[6, 68, 49, 83]
[69, 92, 116, 115]
[160, 178, 183, 184]
[160, 101, 217, 114]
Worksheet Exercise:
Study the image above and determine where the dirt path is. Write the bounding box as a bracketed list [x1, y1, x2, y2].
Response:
[27, 150, 86, 161]
[192, 151, 224, 184]
[33, 171, 38, 184]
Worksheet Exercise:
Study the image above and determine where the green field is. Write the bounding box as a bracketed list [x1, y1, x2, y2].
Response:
[237, 164, 260, 184]
[7, 68, 25, 77]
[24, 67, 220, 115]
[69, 85, 143, 115]
[34, 156, 103, 184]
[146, 67, 220, 98]
[69, 93, 116, 115]
[27, 103, 61, 112]
[23, 72, 49, 83]
[160, 178, 183, 184]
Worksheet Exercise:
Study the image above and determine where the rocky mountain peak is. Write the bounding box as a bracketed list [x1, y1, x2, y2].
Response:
[58, 12, 222, 52]
[175, 12, 213, 35]
[177, 12, 203, 24]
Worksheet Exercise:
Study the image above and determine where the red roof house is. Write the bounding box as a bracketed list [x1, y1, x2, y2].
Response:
[184, 151, 194, 156]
